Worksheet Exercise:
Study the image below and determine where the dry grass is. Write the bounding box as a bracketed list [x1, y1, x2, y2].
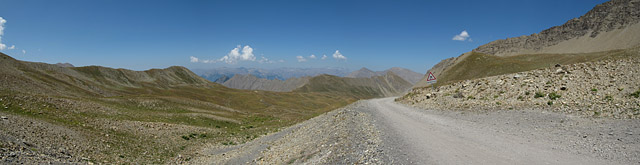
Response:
[436, 46, 640, 86]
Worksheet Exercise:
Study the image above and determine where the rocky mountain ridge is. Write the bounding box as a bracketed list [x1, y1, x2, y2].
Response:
[415, 0, 640, 88]
[474, 0, 640, 56]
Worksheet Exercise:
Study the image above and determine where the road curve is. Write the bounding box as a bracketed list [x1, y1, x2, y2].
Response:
[362, 97, 616, 165]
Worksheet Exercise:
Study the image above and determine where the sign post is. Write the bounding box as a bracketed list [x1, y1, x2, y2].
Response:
[426, 72, 437, 90]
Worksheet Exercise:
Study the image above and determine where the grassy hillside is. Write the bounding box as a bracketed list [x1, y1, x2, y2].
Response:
[0, 53, 356, 163]
[434, 46, 640, 86]
[294, 72, 412, 98]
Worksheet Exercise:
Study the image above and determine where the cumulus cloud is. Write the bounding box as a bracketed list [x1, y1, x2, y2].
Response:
[296, 55, 307, 62]
[190, 56, 199, 63]
[22, 49, 26, 55]
[189, 45, 259, 64]
[332, 50, 346, 60]
[309, 54, 316, 59]
[258, 56, 276, 64]
[321, 54, 327, 60]
[278, 59, 285, 63]
[219, 45, 256, 64]
[7, 45, 14, 50]
[452, 30, 470, 41]
[0, 17, 7, 50]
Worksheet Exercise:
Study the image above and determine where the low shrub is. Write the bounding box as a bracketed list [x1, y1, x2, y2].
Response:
[548, 92, 561, 100]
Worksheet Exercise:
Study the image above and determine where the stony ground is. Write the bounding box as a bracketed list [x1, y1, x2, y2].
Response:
[192, 101, 387, 164]
[194, 98, 639, 164]
[398, 57, 640, 119]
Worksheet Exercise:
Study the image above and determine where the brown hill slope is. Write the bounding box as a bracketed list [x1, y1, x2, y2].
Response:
[347, 67, 423, 84]
[295, 72, 412, 98]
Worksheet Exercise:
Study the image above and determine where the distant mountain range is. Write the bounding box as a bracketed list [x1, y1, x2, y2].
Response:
[212, 67, 421, 95]
[415, 0, 640, 88]
[192, 67, 351, 82]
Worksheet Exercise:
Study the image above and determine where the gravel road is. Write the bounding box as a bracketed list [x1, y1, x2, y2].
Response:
[194, 97, 639, 164]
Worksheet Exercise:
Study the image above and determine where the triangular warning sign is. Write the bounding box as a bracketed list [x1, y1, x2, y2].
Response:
[426, 72, 437, 81]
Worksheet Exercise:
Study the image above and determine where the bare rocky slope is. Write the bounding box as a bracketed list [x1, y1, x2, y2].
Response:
[415, 0, 640, 88]
[398, 53, 640, 119]
[475, 0, 640, 57]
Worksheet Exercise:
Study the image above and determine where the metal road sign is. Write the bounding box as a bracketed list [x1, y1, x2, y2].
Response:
[426, 72, 437, 84]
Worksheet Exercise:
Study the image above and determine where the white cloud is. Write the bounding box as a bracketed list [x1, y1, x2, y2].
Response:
[332, 50, 346, 60]
[278, 59, 285, 63]
[191, 45, 259, 64]
[22, 49, 26, 55]
[7, 45, 14, 50]
[0, 17, 7, 50]
[452, 30, 470, 41]
[321, 54, 327, 60]
[296, 55, 307, 62]
[258, 56, 276, 64]
[219, 45, 256, 64]
[0, 17, 6, 36]
[190, 56, 199, 63]
[309, 54, 316, 59]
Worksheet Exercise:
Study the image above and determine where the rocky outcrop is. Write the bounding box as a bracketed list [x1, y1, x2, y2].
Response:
[398, 55, 640, 119]
[474, 0, 640, 56]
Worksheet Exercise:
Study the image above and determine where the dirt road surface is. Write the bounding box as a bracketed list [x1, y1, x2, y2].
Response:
[194, 98, 638, 164]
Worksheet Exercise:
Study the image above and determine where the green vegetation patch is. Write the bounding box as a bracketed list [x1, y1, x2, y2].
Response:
[548, 92, 561, 100]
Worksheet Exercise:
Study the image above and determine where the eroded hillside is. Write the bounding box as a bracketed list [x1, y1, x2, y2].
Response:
[398, 53, 640, 119]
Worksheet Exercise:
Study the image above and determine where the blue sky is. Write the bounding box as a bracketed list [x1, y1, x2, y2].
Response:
[0, 0, 608, 73]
